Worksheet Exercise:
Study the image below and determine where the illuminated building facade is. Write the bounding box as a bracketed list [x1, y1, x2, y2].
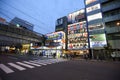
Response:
[44, 31, 65, 58]
[67, 9, 89, 56]
[0, 19, 43, 54]
[85, 0, 107, 50]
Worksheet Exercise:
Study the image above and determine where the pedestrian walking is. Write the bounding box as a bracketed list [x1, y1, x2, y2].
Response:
[111, 52, 116, 61]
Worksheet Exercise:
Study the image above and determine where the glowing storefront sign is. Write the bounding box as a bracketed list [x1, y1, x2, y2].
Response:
[88, 24, 104, 31]
[86, 4, 100, 13]
[46, 32, 64, 40]
[45, 31, 65, 49]
[87, 13, 102, 22]
[85, 0, 98, 5]
[90, 34, 107, 48]
[68, 9, 85, 24]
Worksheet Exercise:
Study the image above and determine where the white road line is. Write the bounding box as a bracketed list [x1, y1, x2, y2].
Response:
[8, 63, 26, 71]
[23, 61, 41, 67]
[29, 61, 47, 65]
[38, 61, 52, 64]
[0, 64, 14, 74]
[16, 62, 34, 68]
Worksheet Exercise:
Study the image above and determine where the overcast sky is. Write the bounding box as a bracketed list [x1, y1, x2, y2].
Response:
[0, 0, 85, 34]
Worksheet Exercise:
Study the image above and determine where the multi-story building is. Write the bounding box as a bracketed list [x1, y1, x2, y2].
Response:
[67, 9, 89, 56]
[100, 0, 120, 49]
[55, 16, 68, 32]
[55, 16, 68, 51]
[85, 0, 107, 49]
[84, 0, 120, 59]
[10, 17, 34, 31]
[0, 21, 43, 54]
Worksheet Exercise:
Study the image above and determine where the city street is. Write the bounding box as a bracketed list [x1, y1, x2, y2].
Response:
[0, 0, 120, 80]
[0, 54, 120, 80]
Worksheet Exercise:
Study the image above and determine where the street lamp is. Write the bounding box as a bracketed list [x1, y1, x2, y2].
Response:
[116, 22, 120, 26]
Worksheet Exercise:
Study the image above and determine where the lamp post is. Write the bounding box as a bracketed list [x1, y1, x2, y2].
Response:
[117, 22, 120, 26]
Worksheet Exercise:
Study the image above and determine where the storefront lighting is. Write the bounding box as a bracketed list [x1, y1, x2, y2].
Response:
[117, 22, 120, 26]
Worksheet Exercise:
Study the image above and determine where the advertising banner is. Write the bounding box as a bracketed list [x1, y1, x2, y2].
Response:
[45, 31, 65, 48]
[85, 0, 98, 5]
[46, 32, 64, 40]
[90, 34, 107, 48]
[68, 9, 85, 24]
[86, 3, 100, 13]
[87, 13, 102, 22]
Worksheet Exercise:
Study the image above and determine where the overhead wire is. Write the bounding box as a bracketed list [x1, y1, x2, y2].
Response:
[0, 0, 51, 32]
[0, 8, 49, 32]
[0, 11, 12, 20]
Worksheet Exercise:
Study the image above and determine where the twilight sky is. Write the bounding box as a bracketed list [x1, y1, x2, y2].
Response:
[0, 0, 85, 34]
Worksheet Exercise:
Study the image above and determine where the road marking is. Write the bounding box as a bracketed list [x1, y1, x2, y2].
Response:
[0, 64, 14, 74]
[8, 63, 26, 71]
[23, 61, 41, 67]
[16, 62, 34, 68]
[29, 61, 47, 65]
[37, 61, 52, 64]
[38, 60, 53, 64]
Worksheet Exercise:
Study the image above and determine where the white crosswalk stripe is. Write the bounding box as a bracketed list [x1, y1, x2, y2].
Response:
[38, 61, 52, 64]
[0, 64, 14, 74]
[8, 63, 26, 71]
[29, 61, 47, 65]
[0, 59, 67, 74]
[23, 61, 41, 67]
[16, 62, 34, 68]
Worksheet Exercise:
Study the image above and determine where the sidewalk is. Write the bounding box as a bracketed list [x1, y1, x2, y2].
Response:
[72, 57, 120, 63]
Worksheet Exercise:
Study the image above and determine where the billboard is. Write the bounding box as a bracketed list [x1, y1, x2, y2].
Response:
[56, 18, 63, 26]
[87, 12, 102, 22]
[85, 0, 98, 5]
[88, 23, 104, 31]
[46, 31, 64, 40]
[90, 34, 107, 48]
[68, 9, 85, 24]
[45, 31, 65, 48]
[86, 4, 100, 13]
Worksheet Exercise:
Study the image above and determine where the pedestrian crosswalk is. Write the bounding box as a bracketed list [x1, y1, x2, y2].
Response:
[0, 59, 67, 74]
[8, 63, 26, 71]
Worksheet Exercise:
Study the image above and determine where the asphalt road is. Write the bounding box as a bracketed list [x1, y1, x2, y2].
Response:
[0, 54, 120, 80]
